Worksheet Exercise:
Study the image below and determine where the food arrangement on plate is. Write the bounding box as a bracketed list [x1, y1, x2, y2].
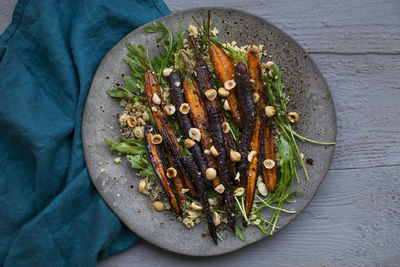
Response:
[104, 12, 334, 244]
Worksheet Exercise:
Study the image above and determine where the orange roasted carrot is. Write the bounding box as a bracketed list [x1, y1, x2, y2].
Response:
[248, 44, 278, 193]
[244, 119, 262, 226]
[183, 77, 221, 189]
[145, 125, 181, 214]
[144, 70, 197, 199]
[209, 41, 243, 128]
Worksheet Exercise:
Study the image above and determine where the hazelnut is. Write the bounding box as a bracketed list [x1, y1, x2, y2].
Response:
[127, 116, 137, 128]
[151, 106, 158, 112]
[206, 168, 217, 180]
[191, 202, 203, 211]
[218, 87, 230, 97]
[223, 100, 231, 111]
[263, 159, 276, 169]
[179, 103, 190, 114]
[174, 81, 181, 87]
[215, 184, 225, 194]
[224, 79, 236, 90]
[181, 188, 189, 194]
[153, 201, 165, 211]
[288, 112, 299, 123]
[230, 150, 241, 162]
[151, 134, 163, 145]
[164, 104, 176, 115]
[268, 70, 274, 79]
[234, 172, 240, 182]
[234, 187, 245, 197]
[189, 128, 201, 142]
[257, 182, 268, 196]
[204, 149, 211, 155]
[138, 180, 146, 193]
[205, 89, 217, 101]
[162, 67, 173, 76]
[184, 138, 196, 149]
[265, 106, 276, 118]
[152, 93, 161, 105]
[222, 122, 230, 133]
[266, 61, 274, 70]
[253, 93, 260, 103]
[248, 151, 257, 162]
[210, 146, 219, 157]
[213, 212, 221, 226]
[166, 167, 177, 178]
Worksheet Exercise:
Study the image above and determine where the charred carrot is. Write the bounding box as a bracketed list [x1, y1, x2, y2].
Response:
[144, 125, 181, 214]
[243, 119, 262, 226]
[248, 45, 278, 192]
[144, 70, 197, 199]
[209, 41, 243, 128]
[235, 62, 257, 185]
[182, 155, 218, 244]
[190, 36, 236, 184]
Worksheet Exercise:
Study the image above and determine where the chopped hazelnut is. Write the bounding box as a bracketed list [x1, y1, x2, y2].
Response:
[266, 61, 274, 70]
[265, 106, 276, 118]
[162, 68, 173, 76]
[224, 79, 236, 90]
[151, 134, 163, 145]
[223, 100, 231, 110]
[263, 159, 276, 169]
[222, 122, 230, 133]
[153, 201, 165, 211]
[210, 146, 219, 157]
[164, 104, 176, 115]
[206, 168, 217, 180]
[184, 138, 196, 149]
[127, 116, 137, 127]
[189, 128, 201, 142]
[191, 202, 203, 211]
[152, 93, 161, 105]
[179, 103, 190, 114]
[215, 184, 225, 194]
[218, 87, 230, 97]
[205, 89, 217, 101]
[288, 112, 299, 123]
[234, 187, 245, 197]
[166, 167, 177, 178]
[230, 150, 241, 162]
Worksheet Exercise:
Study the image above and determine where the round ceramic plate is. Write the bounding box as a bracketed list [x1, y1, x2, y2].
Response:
[82, 8, 336, 256]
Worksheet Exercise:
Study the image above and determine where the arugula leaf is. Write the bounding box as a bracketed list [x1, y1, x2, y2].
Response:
[104, 138, 147, 156]
[107, 88, 127, 98]
[126, 155, 155, 177]
[144, 22, 169, 42]
[235, 224, 246, 242]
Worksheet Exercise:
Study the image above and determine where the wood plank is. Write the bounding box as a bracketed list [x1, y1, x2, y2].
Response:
[308, 54, 400, 170]
[99, 165, 400, 266]
[166, 0, 400, 54]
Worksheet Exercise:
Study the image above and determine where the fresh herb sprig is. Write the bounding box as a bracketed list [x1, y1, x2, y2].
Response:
[144, 22, 185, 87]
[104, 138, 156, 178]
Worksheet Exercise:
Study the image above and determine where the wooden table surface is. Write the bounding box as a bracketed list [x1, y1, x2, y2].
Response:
[2, 0, 399, 266]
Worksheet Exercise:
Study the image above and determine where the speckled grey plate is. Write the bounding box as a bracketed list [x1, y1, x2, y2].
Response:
[82, 8, 336, 256]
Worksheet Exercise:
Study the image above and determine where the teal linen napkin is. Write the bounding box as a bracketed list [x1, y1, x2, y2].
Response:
[0, 0, 170, 266]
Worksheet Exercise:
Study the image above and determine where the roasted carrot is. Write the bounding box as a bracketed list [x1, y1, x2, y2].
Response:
[209, 41, 243, 128]
[182, 71, 222, 190]
[144, 70, 197, 199]
[248, 45, 278, 192]
[235, 62, 257, 185]
[243, 119, 262, 226]
[207, 105, 237, 232]
[182, 155, 218, 244]
[144, 125, 181, 214]
[190, 36, 236, 184]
